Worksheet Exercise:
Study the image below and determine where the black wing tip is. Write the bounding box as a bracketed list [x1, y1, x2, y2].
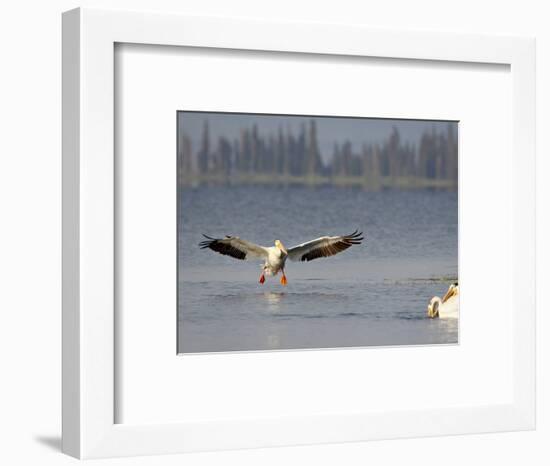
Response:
[199, 233, 231, 242]
[345, 230, 364, 244]
[198, 234, 247, 260]
[199, 233, 217, 248]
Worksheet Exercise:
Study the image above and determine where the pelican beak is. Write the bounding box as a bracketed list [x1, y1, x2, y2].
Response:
[442, 285, 455, 303]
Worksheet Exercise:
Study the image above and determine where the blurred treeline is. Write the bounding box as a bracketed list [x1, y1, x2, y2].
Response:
[178, 120, 458, 190]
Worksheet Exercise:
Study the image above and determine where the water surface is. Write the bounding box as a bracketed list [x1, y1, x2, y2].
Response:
[178, 186, 458, 353]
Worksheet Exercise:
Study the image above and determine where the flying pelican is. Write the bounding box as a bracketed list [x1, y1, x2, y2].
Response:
[427, 283, 459, 319]
[199, 230, 364, 285]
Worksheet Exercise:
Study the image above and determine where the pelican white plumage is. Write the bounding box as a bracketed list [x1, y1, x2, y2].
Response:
[199, 230, 364, 285]
[427, 283, 459, 319]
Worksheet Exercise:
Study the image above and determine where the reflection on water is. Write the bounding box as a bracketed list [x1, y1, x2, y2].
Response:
[178, 186, 458, 353]
[263, 292, 284, 311]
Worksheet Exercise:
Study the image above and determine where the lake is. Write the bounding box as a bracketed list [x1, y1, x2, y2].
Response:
[178, 185, 458, 353]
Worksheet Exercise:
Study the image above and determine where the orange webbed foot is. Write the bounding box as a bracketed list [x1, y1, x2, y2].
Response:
[259, 274, 266, 284]
[280, 275, 288, 286]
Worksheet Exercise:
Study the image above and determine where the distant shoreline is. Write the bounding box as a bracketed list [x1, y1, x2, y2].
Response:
[178, 174, 458, 190]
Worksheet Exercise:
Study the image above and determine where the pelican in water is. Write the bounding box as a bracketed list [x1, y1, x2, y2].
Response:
[199, 230, 364, 285]
[427, 283, 459, 319]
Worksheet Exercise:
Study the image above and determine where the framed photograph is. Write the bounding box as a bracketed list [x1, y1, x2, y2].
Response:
[62, 8, 535, 459]
[177, 111, 459, 353]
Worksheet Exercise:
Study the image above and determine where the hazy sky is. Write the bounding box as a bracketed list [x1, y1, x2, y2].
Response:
[178, 111, 457, 162]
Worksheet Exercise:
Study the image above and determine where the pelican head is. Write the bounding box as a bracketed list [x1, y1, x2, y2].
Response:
[274, 239, 287, 253]
[427, 297, 441, 318]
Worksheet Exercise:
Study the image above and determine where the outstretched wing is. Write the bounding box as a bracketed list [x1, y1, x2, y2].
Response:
[287, 230, 364, 262]
[199, 235, 268, 261]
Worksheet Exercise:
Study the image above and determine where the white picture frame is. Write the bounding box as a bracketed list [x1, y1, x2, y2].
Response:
[62, 7, 535, 459]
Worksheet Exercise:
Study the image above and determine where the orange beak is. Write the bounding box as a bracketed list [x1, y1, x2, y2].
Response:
[442, 285, 456, 303]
